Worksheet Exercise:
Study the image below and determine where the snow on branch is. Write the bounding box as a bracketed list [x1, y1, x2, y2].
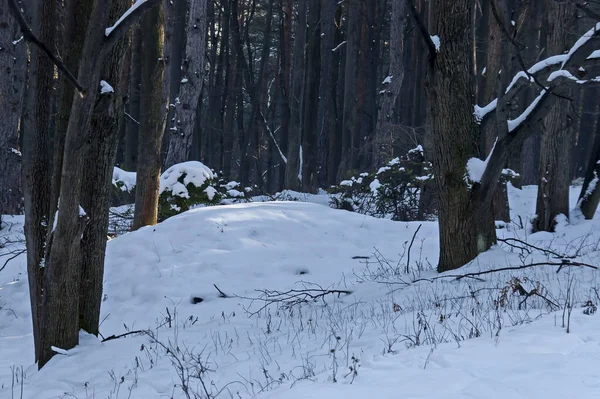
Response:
[104, 0, 161, 49]
[474, 22, 600, 123]
[105, 0, 148, 36]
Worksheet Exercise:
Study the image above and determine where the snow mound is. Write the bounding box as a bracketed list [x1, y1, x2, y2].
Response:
[112, 166, 137, 192]
[159, 161, 216, 198]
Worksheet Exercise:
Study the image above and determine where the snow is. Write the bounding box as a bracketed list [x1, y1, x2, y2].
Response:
[99, 80, 114, 94]
[369, 178, 381, 193]
[507, 89, 546, 132]
[474, 99, 497, 122]
[430, 35, 440, 52]
[467, 140, 496, 183]
[159, 161, 215, 198]
[112, 166, 137, 192]
[105, 0, 148, 37]
[382, 76, 393, 85]
[561, 22, 600, 68]
[4, 187, 600, 398]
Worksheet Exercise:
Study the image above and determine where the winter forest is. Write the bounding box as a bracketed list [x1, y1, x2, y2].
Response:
[3, 0, 600, 397]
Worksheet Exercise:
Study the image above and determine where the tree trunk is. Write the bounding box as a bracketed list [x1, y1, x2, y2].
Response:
[338, 0, 359, 178]
[123, 28, 142, 171]
[482, 5, 510, 223]
[374, 0, 405, 166]
[0, 2, 26, 216]
[78, 0, 128, 335]
[533, 1, 575, 232]
[239, 0, 274, 187]
[162, 0, 186, 163]
[426, 0, 496, 272]
[284, 0, 307, 189]
[164, 0, 208, 168]
[49, 0, 94, 224]
[222, 0, 237, 180]
[277, 0, 292, 190]
[315, 0, 336, 188]
[21, 0, 55, 362]
[577, 119, 600, 219]
[133, 4, 167, 230]
[301, 0, 321, 190]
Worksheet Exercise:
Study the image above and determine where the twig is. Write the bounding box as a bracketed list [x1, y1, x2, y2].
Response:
[406, 224, 422, 273]
[213, 284, 229, 298]
[497, 237, 570, 259]
[407, 0, 437, 61]
[101, 329, 146, 342]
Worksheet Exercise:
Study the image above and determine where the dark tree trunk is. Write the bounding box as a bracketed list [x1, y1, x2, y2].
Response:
[301, 0, 321, 190]
[277, 0, 292, 190]
[162, 0, 186, 163]
[578, 119, 600, 219]
[133, 4, 167, 230]
[285, 0, 307, 189]
[533, 1, 575, 232]
[339, 0, 359, 179]
[315, 0, 336, 188]
[21, 0, 55, 362]
[0, 2, 26, 216]
[426, 0, 496, 272]
[206, 1, 226, 172]
[239, 0, 274, 187]
[123, 29, 142, 171]
[222, 0, 237, 180]
[164, 0, 208, 168]
[374, 0, 406, 166]
[482, 5, 510, 223]
[49, 0, 94, 224]
[78, 0, 128, 335]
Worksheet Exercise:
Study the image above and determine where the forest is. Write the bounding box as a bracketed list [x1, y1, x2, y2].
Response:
[2, 0, 600, 381]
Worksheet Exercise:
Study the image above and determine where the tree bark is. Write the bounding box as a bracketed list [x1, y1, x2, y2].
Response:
[78, 0, 128, 336]
[0, 1, 26, 216]
[374, 0, 406, 166]
[284, 0, 307, 189]
[21, 0, 55, 362]
[133, 4, 167, 230]
[301, 0, 321, 190]
[49, 0, 95, 225]
[164, 0, 208, 168]
[123, 28, 142, 171]
[533, 1, 575, 232]
[482, 4, 510, 223]
[315, 0, 336, 188]
[277, 0, 292, 189]
[425, 0, 496, 272]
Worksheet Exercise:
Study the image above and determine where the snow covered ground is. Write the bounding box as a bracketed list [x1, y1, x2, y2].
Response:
[2, 185, 600, 398]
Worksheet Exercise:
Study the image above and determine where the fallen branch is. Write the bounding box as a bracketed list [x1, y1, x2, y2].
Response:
[101, 329, 146, 342]
[241, 287, 353, 316]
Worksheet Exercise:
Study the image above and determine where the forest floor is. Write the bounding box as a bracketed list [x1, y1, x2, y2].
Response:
[2, 185, 600, 398]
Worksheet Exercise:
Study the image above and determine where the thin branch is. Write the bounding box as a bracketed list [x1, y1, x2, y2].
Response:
[103, 0, 162, 50]
[101, 329, 146, 342]
[8, 0, 85, 94]
[405, 224, 422, 274]
[407, 0, 437, 60]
